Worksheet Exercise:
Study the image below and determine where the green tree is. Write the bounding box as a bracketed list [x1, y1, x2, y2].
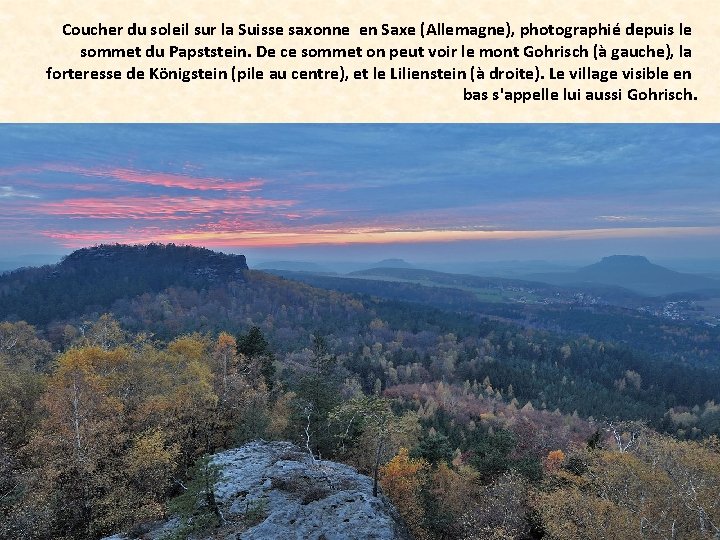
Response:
[237, 326, 275, 388]
[469, 429, 517, 482]
[411, 432, 453, 467]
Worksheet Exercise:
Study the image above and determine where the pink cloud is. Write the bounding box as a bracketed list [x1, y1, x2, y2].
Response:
[36, 195, 297, 220]
[0, 164, 264, 192]
[105, 168, 264, 192]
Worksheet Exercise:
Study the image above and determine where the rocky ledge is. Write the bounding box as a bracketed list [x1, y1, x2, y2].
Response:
[106, 440, 408, 540]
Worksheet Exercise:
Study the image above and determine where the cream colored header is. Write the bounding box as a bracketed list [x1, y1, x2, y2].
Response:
[0, 0, 716, 122]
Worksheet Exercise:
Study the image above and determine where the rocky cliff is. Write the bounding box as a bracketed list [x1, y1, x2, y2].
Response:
[106, 440, 408, 540]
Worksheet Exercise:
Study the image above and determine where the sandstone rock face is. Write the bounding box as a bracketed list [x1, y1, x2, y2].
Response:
[212, 441, 407, 540]
[104, 441, 408, 540]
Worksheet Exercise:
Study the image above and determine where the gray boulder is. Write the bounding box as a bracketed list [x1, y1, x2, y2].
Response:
[212, 440, 407, 539]
[104, 440, 408, 540]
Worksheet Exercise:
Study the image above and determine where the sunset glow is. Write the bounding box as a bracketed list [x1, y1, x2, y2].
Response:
[1, 124, 718, 262]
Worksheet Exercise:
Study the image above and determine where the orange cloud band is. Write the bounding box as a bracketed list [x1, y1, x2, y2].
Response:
[41, 225, 720, 248]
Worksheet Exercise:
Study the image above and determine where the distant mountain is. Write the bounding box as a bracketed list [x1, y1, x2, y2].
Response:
[0, 243, 248, 324]
[255, 260, 332, 273]
[372, 258, 414, 269]
[349, 266, 491, 283]
[342, 266, 643, 305]
[529, 255, 720, 296]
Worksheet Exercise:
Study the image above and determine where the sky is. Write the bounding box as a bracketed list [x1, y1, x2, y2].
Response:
[0, 124, 718, 266]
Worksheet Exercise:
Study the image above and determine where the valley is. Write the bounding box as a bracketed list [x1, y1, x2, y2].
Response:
[1, 244, 719, 539]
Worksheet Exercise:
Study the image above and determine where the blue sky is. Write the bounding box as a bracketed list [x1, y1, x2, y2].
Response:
[0, 124, 718, 264]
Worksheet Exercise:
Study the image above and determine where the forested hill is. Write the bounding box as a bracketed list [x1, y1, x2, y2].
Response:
[1, 243, 718, 425]
[0, 243, 248, 324]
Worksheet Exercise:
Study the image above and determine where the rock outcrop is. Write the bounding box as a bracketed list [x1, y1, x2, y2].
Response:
[106, 440, 408, 540]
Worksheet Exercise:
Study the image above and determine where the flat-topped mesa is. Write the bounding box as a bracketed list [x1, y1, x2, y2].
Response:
[63, 243, 248, 272]
[0, 243, 249, 324]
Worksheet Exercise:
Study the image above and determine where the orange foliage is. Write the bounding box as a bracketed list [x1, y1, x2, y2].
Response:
[380, 448, 430, 539]
[544, 449, 566, 473]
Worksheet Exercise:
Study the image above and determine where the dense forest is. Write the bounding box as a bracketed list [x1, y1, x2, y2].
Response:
[1, 244, 719, 539]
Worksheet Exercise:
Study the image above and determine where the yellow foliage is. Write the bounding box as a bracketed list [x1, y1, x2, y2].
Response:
[536, 487, 638, 540]
[167, 334, 208, 362]
[430, 462, 478, 522]
[535, 437, 720, 540]
[266, 391, 295, 438]
[125, 429, 179, 504]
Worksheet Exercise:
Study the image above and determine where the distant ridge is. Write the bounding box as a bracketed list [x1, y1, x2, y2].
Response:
[255, 260, 331, 273]
[254, 258, 414, 274]
[0, 243, 248, 324]
[529, 255, 720, 296]
[368, 258, 414, 269]
[0, 253, 64, 273]
[342, 266, 643, 302]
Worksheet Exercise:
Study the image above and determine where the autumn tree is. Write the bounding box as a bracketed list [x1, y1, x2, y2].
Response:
[421, 462, 470, 538]
[330, 394, 420, 496]
[0, 362, 46, 538]
[23, 346, 130, 538]
[380, 448, 431, 539]
[459, 471, 534, 540]
[19, 337, 224, 539]
[534, 432, 720, 540]
[160, 335, 219, 464]
[544, 449, 566, 473]
[212, 332, 238, 399]
[83, 314, 126, 351]
[0, 321, 52, 371]
[121, 429, 180, 524]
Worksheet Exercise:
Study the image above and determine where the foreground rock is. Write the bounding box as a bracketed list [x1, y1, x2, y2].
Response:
[106, 440, 408, 540]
